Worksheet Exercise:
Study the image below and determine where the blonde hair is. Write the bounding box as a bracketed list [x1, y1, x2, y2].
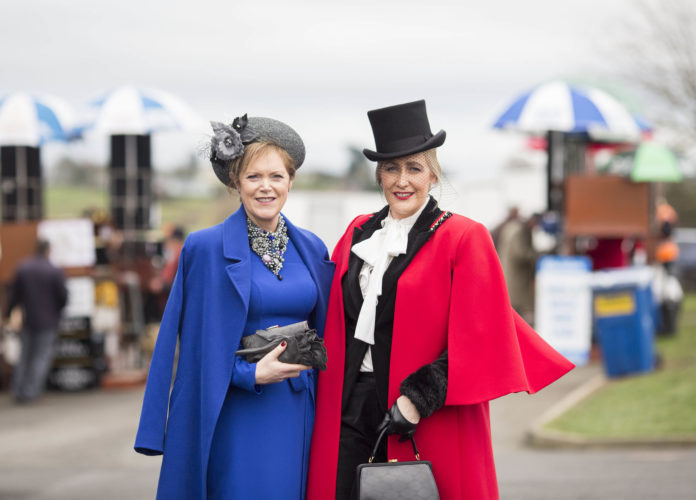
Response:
[228, 141, 296, 189]
[375, 148, 442, 187]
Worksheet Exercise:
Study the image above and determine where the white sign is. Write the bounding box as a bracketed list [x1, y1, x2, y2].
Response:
[37, 218, 95, 268]
[64, 277, 95, 318]
[535, 256, 592, 366]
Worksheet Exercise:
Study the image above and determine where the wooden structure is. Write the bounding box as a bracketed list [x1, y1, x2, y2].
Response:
[563, 174, 656, 262]
[565, 175, 652, 237]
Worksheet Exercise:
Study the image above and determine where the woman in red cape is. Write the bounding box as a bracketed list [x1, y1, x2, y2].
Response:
[306, 100, 574, 500]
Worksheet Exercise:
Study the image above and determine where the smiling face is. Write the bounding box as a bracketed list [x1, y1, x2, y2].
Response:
[238, 148, 293, 231]
[377, 152, 438, 220]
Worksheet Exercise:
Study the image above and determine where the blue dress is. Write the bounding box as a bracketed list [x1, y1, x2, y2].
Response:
[207, 238, 318, 499]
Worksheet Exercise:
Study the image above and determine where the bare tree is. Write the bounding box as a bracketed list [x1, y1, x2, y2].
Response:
[615, 0, 696, 147]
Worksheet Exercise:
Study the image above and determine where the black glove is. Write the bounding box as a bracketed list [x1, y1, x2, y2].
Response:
[376, 401, 418, 442]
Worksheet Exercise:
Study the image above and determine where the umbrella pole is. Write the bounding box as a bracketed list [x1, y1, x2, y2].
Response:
[654, 181, 665, 200]
[546, 131, 565, 212]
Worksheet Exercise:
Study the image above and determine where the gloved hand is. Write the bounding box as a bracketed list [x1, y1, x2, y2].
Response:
[376, 400, 418, 442]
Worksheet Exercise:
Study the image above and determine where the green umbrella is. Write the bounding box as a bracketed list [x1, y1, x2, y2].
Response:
[630, 142, 682, 182]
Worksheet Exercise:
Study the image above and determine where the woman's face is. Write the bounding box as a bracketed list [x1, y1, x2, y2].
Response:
[239, 150, 293, 232]
[378, 153, 436, 220]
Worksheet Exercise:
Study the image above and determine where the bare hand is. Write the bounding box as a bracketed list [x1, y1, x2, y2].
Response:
[254, 342, 312, 384]
[396, 395, 421, 424]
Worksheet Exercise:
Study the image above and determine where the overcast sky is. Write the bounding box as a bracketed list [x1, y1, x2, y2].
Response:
[1, 0, 641, 179]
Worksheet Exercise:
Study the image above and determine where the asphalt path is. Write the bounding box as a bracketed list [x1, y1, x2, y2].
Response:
[490, 365, 696, 499]
[0, 363, 694, 499]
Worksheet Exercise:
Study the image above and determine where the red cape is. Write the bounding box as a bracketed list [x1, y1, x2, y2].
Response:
[307, 213, 574, 500]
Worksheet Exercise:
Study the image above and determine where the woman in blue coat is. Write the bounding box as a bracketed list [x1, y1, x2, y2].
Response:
[134, 114, 334, 499]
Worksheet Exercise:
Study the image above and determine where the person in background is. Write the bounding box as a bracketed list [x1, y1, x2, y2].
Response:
[654, 197, 683, 334]
[490, 205, 520, 249]
[3, 240, 68, 403]
[146, 225, 186, 322]
[306, 100, 573, 500]
[160, 226, 185, 293]
[497, 212, 540, 323]
[655, 196, 679, 274]
[656, 196, 678, 231]
[135, 114, 333, 499]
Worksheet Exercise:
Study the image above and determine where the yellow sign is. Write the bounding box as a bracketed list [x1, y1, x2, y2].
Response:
[95, 281, 119, 307]
[594, 293, 635, 317]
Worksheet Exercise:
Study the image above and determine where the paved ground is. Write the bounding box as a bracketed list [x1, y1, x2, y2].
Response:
[490, 365, 696, 499]
[0, 388, 159, 500]
[0, 364, 694, 499]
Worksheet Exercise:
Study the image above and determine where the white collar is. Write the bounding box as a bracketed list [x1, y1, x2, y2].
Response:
[382, 198, 429, 231]
[349, 198, 429, 345]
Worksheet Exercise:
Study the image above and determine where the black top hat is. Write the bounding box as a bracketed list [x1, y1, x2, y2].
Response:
[362, 99, 446, 161]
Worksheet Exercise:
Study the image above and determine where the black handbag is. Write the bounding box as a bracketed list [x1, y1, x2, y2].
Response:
[234, 320, 327, 371]
[356, 428, 440, 500]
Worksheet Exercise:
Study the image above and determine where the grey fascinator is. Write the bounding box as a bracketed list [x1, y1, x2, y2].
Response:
[209, 113, 306, 186]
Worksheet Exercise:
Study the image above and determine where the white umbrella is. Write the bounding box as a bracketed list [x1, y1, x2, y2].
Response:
[78, 86, 207, 136]
[0, 92, 78, 146]
[493, 81, 641, 142]
[76, 87, 207, 233]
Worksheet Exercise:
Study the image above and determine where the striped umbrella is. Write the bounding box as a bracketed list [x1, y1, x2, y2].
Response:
[0, 92, 78, 146]
[77, 86, 206, 136]
[493, 81, 641, 141]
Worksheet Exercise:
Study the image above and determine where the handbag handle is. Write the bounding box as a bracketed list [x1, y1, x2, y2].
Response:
[368, 427, 421, 463]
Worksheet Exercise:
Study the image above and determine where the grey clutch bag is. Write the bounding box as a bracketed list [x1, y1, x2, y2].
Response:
[235, 321, 328, 371]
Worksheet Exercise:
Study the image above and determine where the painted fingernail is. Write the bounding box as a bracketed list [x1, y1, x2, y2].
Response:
[281, 341, 287, 347]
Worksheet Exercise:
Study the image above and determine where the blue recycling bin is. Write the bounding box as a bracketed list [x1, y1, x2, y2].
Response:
[592, 267, 656, 378]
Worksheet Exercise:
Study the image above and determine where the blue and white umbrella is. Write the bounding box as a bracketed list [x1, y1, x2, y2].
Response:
[0, 92, 78, 146]
[493, 81, 641, 141]
[78, 86, 207, 136]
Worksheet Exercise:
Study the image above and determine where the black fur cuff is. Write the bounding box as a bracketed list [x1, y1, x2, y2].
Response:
[399, 360, 448, 418]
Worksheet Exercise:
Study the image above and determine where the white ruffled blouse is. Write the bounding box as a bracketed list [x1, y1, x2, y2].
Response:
[350, 200, 428, 372]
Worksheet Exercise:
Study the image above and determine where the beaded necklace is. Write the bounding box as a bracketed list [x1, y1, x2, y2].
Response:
[247, 215, 289, 280]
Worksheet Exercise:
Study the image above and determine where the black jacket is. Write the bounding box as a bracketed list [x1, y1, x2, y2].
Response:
[5, 256, 68, 331]
[341, 197, 448, 418]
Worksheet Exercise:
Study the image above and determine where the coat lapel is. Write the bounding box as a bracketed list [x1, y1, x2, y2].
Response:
[221, 205, 336, 335]
[222, 206, 251, 313]
[373, 197, 443, 408]
[378, 197, 442, 307]
[344, 206, 389, 314]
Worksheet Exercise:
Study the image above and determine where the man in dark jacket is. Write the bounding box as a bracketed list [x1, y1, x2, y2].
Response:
[4, 240, 68, 403]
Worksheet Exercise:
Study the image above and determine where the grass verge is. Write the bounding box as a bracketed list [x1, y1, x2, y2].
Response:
[45, 186, 239, 233]
[45, 186, 107, 219]
[545, 293, 696, 438]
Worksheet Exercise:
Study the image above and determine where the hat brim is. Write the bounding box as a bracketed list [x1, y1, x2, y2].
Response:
[362, 130, 446, 161]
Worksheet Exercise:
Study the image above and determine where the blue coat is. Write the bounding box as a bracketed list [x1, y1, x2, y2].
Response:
[134, 206, 334, 499]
